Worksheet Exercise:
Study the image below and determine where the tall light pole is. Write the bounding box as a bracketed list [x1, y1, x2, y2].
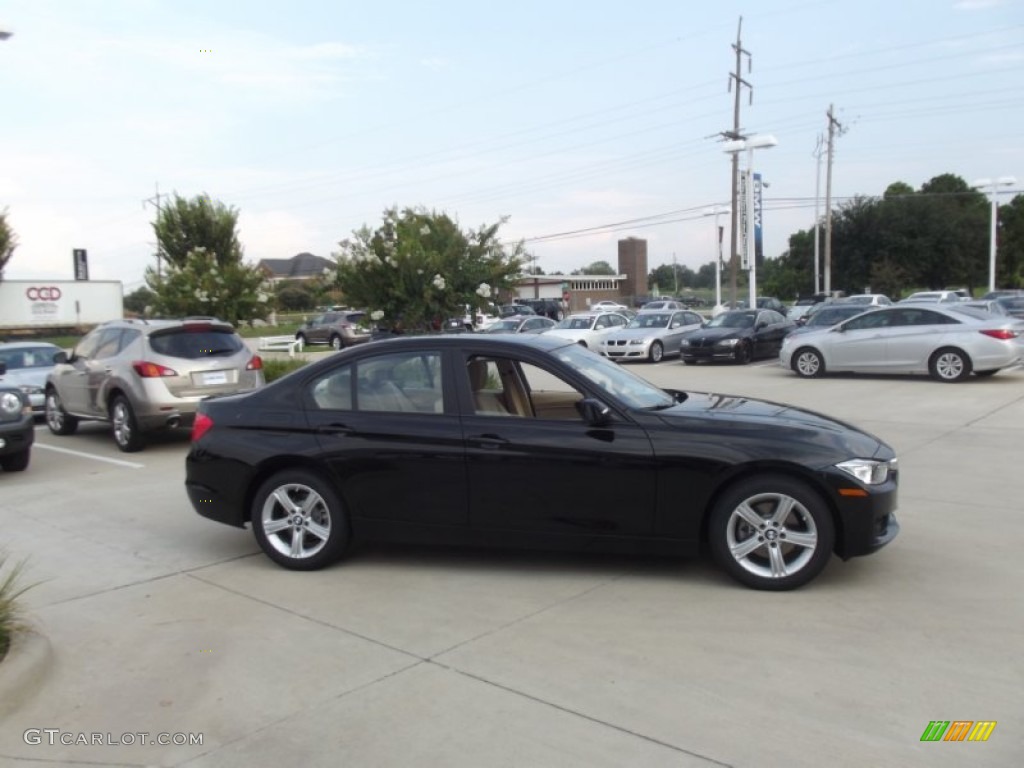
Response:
[723, 135, 778, 310]
[971, 176, 1017, 293]
[702, 206, 730, 308]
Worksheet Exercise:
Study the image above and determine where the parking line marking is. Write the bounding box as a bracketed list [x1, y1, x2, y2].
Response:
[33, 443, 145, 469]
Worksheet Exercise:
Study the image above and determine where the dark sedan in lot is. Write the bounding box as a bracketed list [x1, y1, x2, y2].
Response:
[680, 309, 795, 365]
[0, 365, 33, 472]
[186, 335, 899, 590]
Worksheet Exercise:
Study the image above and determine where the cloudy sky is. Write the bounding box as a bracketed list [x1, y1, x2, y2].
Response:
[1, 0, 1021, 291]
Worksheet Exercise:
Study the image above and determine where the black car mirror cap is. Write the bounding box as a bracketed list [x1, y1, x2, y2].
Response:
[576, 397, 612, 427]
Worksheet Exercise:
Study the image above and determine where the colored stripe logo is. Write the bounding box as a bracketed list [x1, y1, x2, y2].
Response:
[921, 721, 996, 742]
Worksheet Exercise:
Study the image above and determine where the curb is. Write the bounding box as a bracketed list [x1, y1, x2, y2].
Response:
[0, 629, 53, 721]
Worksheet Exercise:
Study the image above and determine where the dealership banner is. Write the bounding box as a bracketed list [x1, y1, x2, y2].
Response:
[754, 173, 764, 267]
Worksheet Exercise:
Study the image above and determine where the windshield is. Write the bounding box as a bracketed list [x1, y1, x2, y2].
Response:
[555, 316, 595, 330]
[485, 320, 520, 332]
[0, 346, 58, 369]
[627, 313, 671, 329]
[553, 343, 674, 410]
[706, 312, 755, 329]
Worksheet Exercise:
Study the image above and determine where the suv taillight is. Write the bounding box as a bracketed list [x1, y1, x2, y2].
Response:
[247, 355, 263, 371]
[133, 361, 178, 377]
[191, 412, 213, 441]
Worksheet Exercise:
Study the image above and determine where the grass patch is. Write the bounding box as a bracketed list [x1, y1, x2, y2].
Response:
[0, 553, 35, 663]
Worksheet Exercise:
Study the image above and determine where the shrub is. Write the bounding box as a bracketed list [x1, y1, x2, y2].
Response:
[0, 553, 34, 662]
[262, 358, 310, 383]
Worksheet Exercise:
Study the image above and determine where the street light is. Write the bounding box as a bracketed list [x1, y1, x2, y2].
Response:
[723, 135, 778, 310]
[702, 206, 730, 308]
[971, 176, 1017, 293]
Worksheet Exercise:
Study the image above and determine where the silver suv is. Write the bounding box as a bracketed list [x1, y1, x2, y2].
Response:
[45, 318, 265, 452]
[295, 310, 371, 350]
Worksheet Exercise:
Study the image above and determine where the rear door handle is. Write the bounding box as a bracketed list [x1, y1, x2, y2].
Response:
[469, 434, 509, 449]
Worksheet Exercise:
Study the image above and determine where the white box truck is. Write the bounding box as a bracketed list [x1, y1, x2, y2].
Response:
[0, 280, 124, 331]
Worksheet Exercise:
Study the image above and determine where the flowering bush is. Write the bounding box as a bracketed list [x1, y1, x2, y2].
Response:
[333, 207, 526, 331]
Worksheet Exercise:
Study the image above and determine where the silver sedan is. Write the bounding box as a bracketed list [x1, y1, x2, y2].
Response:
[780, 305, 1024, 382]
[599, 310, 705, 363]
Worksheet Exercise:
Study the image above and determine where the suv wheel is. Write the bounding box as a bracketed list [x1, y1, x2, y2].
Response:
[330, 334, 343, 351]
[111, 395, 145, 452]
[45, 389, 79, 436]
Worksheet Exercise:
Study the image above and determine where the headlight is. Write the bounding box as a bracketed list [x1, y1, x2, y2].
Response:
[0, 391, 24, 416]
[20, 385, 43, 395]
[629, 339, 647, 345]
[715, 338, 740, 347]
[836, 458, 898, 485]
[680, 339, 691, 347]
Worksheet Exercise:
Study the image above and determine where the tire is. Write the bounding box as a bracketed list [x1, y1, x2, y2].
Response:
[734, 341, 752, 365]
[110, 395, 145, 452]
[708, 474, 835, 590]
[929, 347, 971, 383]
[682, 357, 696, 365]
[251, 469, 350, 570]
[649, 341, 664, 363]
[295, 332, 307, 346]
[330, 334, 343, 351]
[792, 347, 825, 378]
[45, 388, 79, 436]
[0, 448, 30, 472]
[974, 369, 998, 378]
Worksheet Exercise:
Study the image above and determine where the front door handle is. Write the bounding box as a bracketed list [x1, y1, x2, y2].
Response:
[469, 434, 509, 449]
[317, 423, 354, 436]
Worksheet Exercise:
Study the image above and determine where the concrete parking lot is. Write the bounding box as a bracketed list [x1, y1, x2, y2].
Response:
[1, 359, 1021, 766]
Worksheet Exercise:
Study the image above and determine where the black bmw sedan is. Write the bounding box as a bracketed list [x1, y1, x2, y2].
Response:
[680, 308, 795, 365]
[185, 335, 898, 590]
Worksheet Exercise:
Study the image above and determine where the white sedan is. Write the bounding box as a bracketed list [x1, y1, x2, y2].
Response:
[545, 312, 630, 348]
[780, 304, 1024, 382]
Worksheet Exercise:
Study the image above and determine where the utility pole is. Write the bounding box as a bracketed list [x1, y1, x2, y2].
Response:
[812, 135, 825, 295]
[672, 252, 678, 295]
[722, 17, 752, 308]
[823, 105, 845, 295]
[142, 182, 165, 280]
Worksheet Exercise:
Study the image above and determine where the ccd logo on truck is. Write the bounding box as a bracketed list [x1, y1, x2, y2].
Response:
[26, 286, 62, 301]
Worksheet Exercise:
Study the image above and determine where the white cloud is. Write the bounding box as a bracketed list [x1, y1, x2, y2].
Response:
[953, 0, 1002, 9]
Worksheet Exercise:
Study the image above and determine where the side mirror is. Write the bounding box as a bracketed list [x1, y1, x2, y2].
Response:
[576, 397, 612, 427]
[54, 351, 69, 364]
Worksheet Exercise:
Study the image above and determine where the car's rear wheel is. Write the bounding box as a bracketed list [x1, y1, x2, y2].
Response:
[709, 474, 835, 590]
[110, 395, 144, 452]
[734, 341, 752, 365]
[793, 347, 825, 378]
[45, 389, 79, 436]
[649, 341, 664, 363]
[0, 449, 30, 472]
[929, 347, 971, 382]
[252, 469, 350, 570]
[330, 334, 343, 351]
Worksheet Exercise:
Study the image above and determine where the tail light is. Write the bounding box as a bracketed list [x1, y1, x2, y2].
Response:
[980, 329, 1019, 340]
[247, 355, 263, 371]
[191, 412, 213, 441]
[132, 361, 178, 377]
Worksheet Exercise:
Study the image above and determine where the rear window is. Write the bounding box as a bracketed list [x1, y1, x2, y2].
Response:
[149, 329, 244, 359]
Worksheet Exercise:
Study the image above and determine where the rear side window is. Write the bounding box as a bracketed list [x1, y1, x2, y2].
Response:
[149, 329, 244, 359]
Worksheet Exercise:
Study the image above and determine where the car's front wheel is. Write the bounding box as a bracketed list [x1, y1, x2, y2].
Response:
[929, 347, 971, 382]
[648, 341, 664, 363]
[251, 469, 350, 570]
[110, 395, 144, 452]
[295, 332, 307, 346]
[330, 334, 343, 351]
[792, 347, 825, 378]
[45, 389, 79, 436]
[708, 474, 835, 590]
[734, 341, 752, 365]
[0, 449, 30, 472]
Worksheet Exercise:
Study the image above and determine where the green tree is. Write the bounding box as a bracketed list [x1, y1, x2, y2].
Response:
[572, 260, 615, 275]
[152, 193, 243, 269]
[333, 207, 526, 331]
[275, 281, 318, 311]
[997, 195, 1024, 288]
[123, 286, 156, 315]
[146, 193, 271, 323]
[0, 208, 17, 280]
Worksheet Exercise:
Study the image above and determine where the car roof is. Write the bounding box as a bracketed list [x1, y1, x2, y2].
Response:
[0, 341, 62, 349]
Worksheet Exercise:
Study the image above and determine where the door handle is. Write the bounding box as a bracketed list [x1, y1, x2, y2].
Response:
[469, 434, 509, 449]
[317, 423, 354, 436]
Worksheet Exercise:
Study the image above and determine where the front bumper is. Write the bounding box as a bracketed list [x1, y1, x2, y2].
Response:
[681, 346, 738, 361]
[822, 472, 900, 559]
[0, 413, 35, 456]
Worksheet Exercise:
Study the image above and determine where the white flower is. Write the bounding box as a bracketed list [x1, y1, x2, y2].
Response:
[420, 224, 431, 236]
[432, 274, 446, 290]
[417, 269, 424, 275]
[370, 310, 385, 321]
[322, 267, 331, 275]
[476, 283, 492, 298]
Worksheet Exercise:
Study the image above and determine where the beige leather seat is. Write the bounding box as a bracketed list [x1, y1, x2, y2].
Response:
[467, 359, 512, 415]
